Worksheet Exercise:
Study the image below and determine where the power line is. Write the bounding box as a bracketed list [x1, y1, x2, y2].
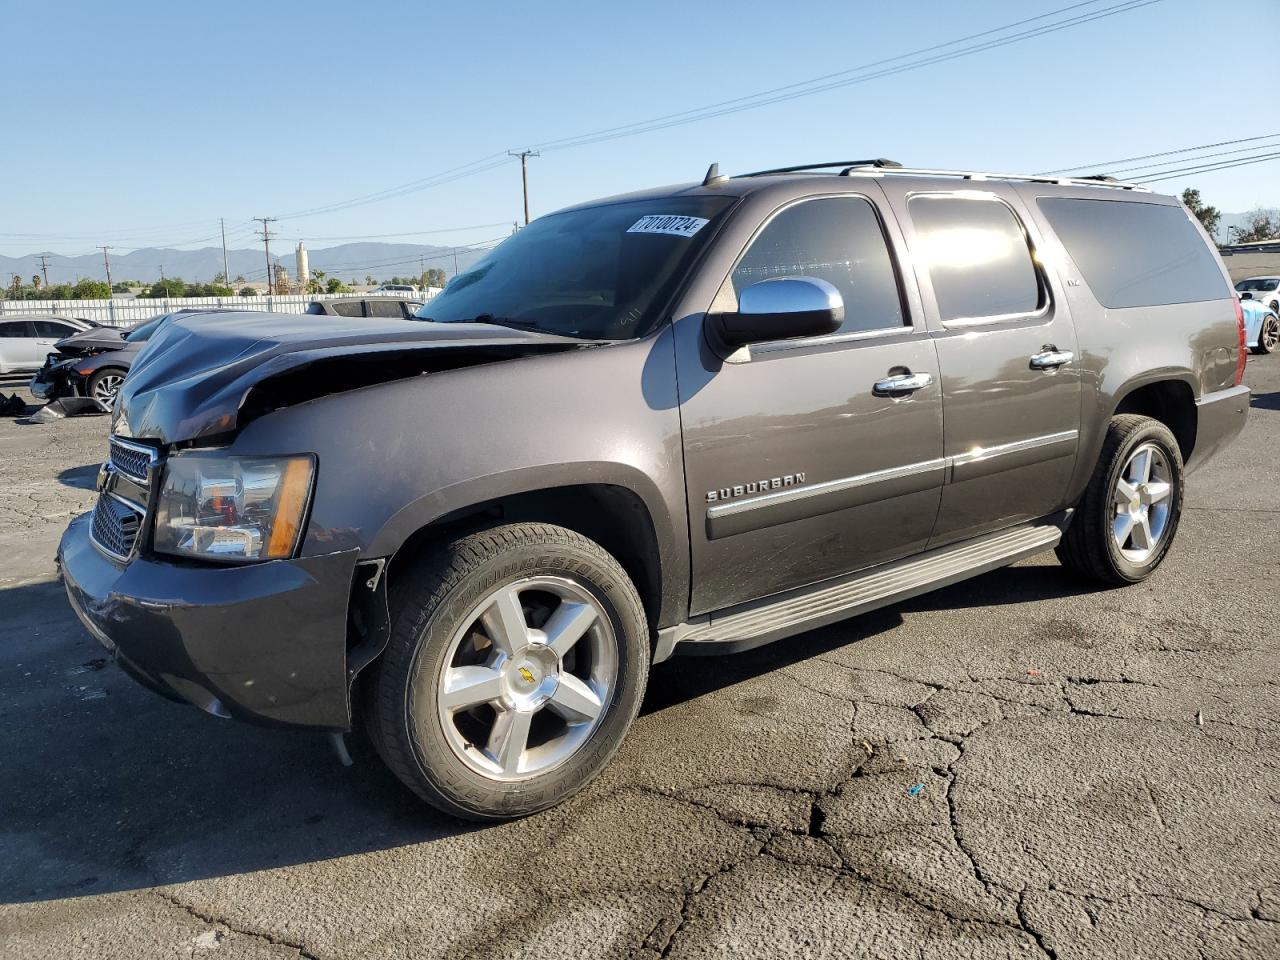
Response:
[263, 0, 1162, 222]
[1140, 151, 1280, 184]
[1039, 132, 1280, 175]
[1104, 140, 1280, 176]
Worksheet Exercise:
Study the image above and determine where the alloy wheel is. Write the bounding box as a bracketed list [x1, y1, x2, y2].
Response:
[1112, 442, 1174, 564]
[434, 575, 617, 781]
[91, 373, 124, 411]
[1262, 317, 1279, 353]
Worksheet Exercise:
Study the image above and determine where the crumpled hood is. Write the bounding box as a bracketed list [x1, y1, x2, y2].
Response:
[112, 310, 590, 443]
[53, 325, 128, 356]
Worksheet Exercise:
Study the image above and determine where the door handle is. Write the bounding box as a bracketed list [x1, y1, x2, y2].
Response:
[1030, 349, 1073, 370]
[873, 372, 934, 397]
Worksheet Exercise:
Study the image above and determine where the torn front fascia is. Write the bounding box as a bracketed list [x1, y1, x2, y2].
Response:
[346, 558, 391, 692]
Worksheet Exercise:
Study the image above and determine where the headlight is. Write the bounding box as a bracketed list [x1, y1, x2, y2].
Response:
[154, 453, 315, 563]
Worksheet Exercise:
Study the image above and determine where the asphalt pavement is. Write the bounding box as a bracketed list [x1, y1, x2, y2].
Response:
[1, 357, 1277, 960]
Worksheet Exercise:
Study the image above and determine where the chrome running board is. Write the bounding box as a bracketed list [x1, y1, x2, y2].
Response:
[657, 517, 1066, 661]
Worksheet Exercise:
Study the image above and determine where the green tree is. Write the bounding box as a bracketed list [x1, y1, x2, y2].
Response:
[325, 277, 350, 294]
[143, 277, 188, 298]
[71, 279, 112, 299]
[423, 268, 447, 289]
[238, 286, 258, 297]
[1235, 208, 1280, 244]
[365, 274, 374, 287]
[1181, 189, 1220, 240]
[307, 269, 327, 295]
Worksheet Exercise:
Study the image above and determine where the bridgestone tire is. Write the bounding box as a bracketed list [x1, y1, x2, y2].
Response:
[1056, 415, 1184, 586]
[365, 523, 649, 820]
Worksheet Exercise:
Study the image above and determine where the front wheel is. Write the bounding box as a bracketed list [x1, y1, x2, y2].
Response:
[366, 523, 649, 820]
[86, 367, 126, 411]
[1057, 415, 1184, 585]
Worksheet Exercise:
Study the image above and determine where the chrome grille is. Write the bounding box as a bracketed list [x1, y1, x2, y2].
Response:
[90, 494, 144, 560]
[109, 437, 156, 484]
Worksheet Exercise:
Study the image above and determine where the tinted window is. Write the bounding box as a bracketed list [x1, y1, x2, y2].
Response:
[0, 322, 30, 338]
[418, 196, 734, 340]
[333, 301, 365, 318]
[1038, 198, 1228, 309]
[909, 195, 1041, 321]
[731, 196, 904, 335]
[34, 321, 74, 337]
[367, 300, 402, 318]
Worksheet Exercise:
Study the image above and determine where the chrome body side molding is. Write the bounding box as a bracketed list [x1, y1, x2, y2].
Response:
[704, 430, 1078, 539]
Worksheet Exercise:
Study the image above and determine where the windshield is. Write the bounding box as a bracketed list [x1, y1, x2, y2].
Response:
[1236, 278, 1279, 292]
[415, 196, 734, 339]
[124, 315, 168, 343]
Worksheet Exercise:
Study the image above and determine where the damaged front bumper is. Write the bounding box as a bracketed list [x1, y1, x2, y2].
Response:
[58, 512, 363, 730]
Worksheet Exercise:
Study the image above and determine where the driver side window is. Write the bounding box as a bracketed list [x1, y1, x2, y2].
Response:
[731, 196, 906, 336]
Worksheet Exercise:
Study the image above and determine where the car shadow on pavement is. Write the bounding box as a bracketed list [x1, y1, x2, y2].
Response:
[1, 562, 1089, 905]
[1250, 389, 1280, 411]
[0, 577, 479, 906]
[643, 562, 1092, 715]
[56, 464, 100, 490]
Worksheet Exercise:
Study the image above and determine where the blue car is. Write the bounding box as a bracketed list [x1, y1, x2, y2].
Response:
[1241, 298, 1279, 355]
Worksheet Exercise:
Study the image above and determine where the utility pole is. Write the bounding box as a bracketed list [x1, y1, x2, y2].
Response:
[508, 150, 539, 225]
[254, 217, 277, 294]
[98, 246, 113, 292]
[37, 255, 50, 288]
[220, 218, 230, 285]
[452, 247, 458, 277]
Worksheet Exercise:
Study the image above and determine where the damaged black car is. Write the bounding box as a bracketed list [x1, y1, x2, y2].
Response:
[31, 310, 218, 411]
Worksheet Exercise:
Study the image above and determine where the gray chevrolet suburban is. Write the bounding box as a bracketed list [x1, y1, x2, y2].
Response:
[58, 160, 1251, 819]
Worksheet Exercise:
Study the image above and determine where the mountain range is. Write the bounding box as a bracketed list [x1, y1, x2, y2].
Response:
[0, 242, 494, 286]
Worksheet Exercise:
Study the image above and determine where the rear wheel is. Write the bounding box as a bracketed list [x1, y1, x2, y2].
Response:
[1057, 415, 1184, 585]
[86, 368, 126, 411]
[366, 523, 649, 820]
[1254, 314, 1279, 354]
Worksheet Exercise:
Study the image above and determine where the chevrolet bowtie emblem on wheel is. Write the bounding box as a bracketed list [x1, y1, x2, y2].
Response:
[706, 473, 806, 503]
[517, 666, 536, 684]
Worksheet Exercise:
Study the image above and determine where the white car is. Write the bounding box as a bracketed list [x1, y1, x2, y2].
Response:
[0, 315, 95, 374]
[1235, 276, 1280, 315]
[371, 283, 419, 295]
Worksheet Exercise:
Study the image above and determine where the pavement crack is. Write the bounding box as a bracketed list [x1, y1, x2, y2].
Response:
[153, 890, 320, 960]
[1015, 890, 1059, 960]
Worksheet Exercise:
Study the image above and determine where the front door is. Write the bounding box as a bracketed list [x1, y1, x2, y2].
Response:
[881, 183, 1082, 547]
[677, 191, 945, 616]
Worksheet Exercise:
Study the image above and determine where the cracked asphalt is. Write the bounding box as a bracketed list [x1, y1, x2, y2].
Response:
[1, 356, 1278, 960]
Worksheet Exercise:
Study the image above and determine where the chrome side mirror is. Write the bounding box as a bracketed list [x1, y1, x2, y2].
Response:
[710, 277, 844, 347]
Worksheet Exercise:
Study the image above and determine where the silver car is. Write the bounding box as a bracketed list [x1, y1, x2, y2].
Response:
[0, 315, 95, 374]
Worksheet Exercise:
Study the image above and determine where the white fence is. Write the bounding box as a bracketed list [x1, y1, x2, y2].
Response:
[0, 292, 428, 327]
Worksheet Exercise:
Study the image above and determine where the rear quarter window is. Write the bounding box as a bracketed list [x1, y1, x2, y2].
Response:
[1037, 198, 1229, 308]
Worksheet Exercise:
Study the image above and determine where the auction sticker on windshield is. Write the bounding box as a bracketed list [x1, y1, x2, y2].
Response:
[626, 214, 710, 238]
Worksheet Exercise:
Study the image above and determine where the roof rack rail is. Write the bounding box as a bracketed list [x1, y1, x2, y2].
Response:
[739, 159, 902, 177]
[837, 163, 1149, 191]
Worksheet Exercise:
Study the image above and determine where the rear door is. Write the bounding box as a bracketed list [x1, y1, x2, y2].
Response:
[880, 183, 1082, 547]
[33, 320, 77, 359]
[677, 190, 945, 615]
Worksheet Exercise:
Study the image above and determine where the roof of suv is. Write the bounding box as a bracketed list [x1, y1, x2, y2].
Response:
[558, 160, 1166, 214]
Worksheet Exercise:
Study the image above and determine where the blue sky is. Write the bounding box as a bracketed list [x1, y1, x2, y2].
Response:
[2, 0, 1275, 258]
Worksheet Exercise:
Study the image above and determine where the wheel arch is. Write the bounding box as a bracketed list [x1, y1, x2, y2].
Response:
[1111, 376, 1198, 464]
[379, 473, 677, 638]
